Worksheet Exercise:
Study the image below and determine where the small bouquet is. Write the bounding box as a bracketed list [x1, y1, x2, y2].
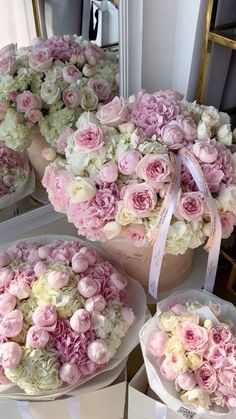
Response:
[0, 236, 144, 396]
[140, 289, 236, 417]
[0, 35, 118, 151]
[0, 140, 34, 210]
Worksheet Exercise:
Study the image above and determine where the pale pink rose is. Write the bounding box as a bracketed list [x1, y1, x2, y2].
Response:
[175, 192, 204, 222]
[160, 358, 178, 381]
[0, 100, 8, 120]
[175, 372, 196, 391]
[178, 116, 197, 141]
[0, 44, 16, 75]
[136, 154, 171, 187]
[220, 212, 236, 239]
[62, 86, 81, 109]
[88, 78, 111, 102]
[123, 183, 157, 217]
[29, 47, 53, 72]
[62, 65, 82, 83]
[209, 324, 232, 346]
[193, 141, 218, 163]
[195, 362, 217, 393]
[25, 109, 43, 123]
[96, 97, 129, 127]
[225, 340, 236, 366]
[125, 223, 146, 245]
[73, 123, 104, 152]
[52, 170, 74, 213]
[99, 163, 118, 183]
[16, 91, 42, 112]
[84, 43, 103, 65]
[118, 150, 142, 175]
[161, 122, 184, 148]
[82, 63, 94, 77]
[204, 346, 226, 369]
[56, 128, 74, 155]
[218, 366, 236, 398]
[146, 330, 169, 357]
[178, 320, 208, 352]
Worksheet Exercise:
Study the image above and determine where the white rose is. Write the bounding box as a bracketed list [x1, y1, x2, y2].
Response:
[102, 221, 122, 239]
[76, 111, 99, 129]
[181, 387, 211, 409]
[115, 203, 141, 225]
[201, 107, 220, 128]
[216, 124, 232, 145]
[197, 121, 211, 141]
[157, 312, 180, 332]
[41, 81, 61, 105]
[217, 185, 236, 215]
[68, 177, 96, 203]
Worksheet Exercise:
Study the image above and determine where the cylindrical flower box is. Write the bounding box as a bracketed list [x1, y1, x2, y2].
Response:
[101, 239, 194, 292]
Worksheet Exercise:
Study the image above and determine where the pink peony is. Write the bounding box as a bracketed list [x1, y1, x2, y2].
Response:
[136, 154, 171, 187]
[0, 309, 23, 337]
[177, 116, 197, 142]
[29, 47, 53, 72]
[177, 320, 208, 352]
[193, 141, 218, 164]
[62, 65, 82, 83]
[96, 96, 129, 127]
[175, 191, 204, 222]
[161, 122, 184, 148]
[195, 362, 217, 393]
[73, 123, 104, 152]
[220, 212, 236, 239]
[99, 163, 118, 183]
[118, 150, 142, 175]
[160, 358, 178, 381]
[0, 43, 17, 75]
[88, 78, 111, 102]
[26, 326, 49, 348]
[123, 183, 157, 217]
[62, 86, 81, 109]
[33, 304, 57, 328]
[16, 91, 42, 112]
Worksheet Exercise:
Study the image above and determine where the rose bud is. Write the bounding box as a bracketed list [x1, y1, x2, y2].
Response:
[32, 304, 57, 328]
[121, 307, 135, 326]
[0, 252, 11, 267]
[0, 268, 14, 288]
[0, 293, 16, 315]
[110, 272, 127, 291]
[26, 326, 49, 348]
[59, 362, 81, 384]
[70, 309, 91, 333]
[87, 339, 110, 364]
[0, 309, 23, 337]
[8, 281, 31, 300]
[146, 330, 169, 357]
[84, 295, 107, 313]
[47, 270, 70, 289]
[78, 277, 100, 298]
[72, 254, 89, 273]
[0, 342, 22, 368]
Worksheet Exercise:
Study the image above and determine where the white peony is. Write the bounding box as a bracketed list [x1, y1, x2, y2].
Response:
[196, 121, 211, 141]
[216, 124, 232, 145]
[217, 185, 236, 215]
[201, 106, 220, 128]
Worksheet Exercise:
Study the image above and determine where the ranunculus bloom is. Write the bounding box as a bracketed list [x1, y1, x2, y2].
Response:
[62, 86, 81, 109]
[175, 191, 204, 222]
[118, 150, 142, 175]
[29, 47, 53, 72]
[161, 122, 184, 148]
[208, 324, 232, 346]
[16, 91, 42, 112]
[62, 65, 82, 83]
[0, 43, 17, 75]
[220, 212, 236, 239]
[88, 78, 111, 102]
[136, 154, 171, 187]
[73, 123, 104, 152]
[177, 320, 208, 352]
[123, 183, 157, 217]
[195, 362, 217, 394]
[96, 96, 129, 127]
[193, 141, 218, 163]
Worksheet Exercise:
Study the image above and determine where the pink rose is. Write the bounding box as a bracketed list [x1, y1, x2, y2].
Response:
[29, 47, 53, 72]
[118, 150, 142, 175]
[125, 223, 146, 245]
[193, 141, 218, 163]
[146, 330, 169, 357]
[136, 154, 171, 187]
[100, 163, 118, 183]
[84, 43, 103, 65]
[220, 212, 236, 239]
[42, 167, 74, 213]
[123, 183, 157, 217]
[195, 362, 217, 393]
[178, 320, 208, 352]
[96, 97, 129, 127]
[0, 100, 8, 120]
[225, 340, 236, 366]
[160, 358, 178, 381]
[218, 366, 236, 398]
[175, 372, 196, 391]
[204, 346, 226, 369]
[56, 128, 74, 155]
[62, 65, 82, 83]
[175, 192, 204, 222]
[62, 86, 81, 109]
[209, 324, 232, 346]
[161, 122, 184, 148]
[16, 91, 42, 112]
[73, 123, 104, 152]
[0, 44, 16, 75]
[88, 78, 111, 102]
[25, 109, 43, 123]
[177, 116, 197, 142]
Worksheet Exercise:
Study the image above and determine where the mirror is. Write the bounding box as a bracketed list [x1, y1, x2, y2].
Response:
[0, 0, 121, 226]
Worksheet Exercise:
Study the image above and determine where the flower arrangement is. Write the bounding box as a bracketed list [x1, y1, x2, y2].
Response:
[140, 290, 236, 414]
[0, 238, 135, 394]
[0, 35, 118, 151]
[42, 90, 236, 256]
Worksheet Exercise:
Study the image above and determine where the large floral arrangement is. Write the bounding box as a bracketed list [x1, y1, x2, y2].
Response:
[42, 90, 236, 255]
[0, 35, 118, 151]
[0, 238, 135, 394]
[140, 290, 236, 415]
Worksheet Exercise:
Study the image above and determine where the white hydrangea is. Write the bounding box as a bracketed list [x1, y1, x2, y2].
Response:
[0, 75, 18, 100]
[165, 221, 193, 255]
[0, 109, 31, 150]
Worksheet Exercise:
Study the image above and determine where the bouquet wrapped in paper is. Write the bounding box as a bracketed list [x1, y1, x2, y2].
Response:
[140, 289, 236, 418]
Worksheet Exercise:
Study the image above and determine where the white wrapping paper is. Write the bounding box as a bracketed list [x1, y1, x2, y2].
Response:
[0, 235, 147, 400]
[140, 289, 236, 419]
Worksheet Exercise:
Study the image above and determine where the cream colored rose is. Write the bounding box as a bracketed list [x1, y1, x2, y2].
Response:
[216, 124, 232, 145]
[68, 177, 96, 203]
[102, 222, 122, 239]
[186, 352, 203, 371]
[165, 337, 185, 357]
[197, 121, 211, 141]
[157, 312, 180, 333]
[81, 87, 98, 111]
[204, 319, 213, 330]
[217, 185, 236, 216]
[201, 107, 219, 128]
[115, 203, 141, 226]
[167, 353, 188, 374]
[181, 387, 210, 409]
[180, 312, 199, 325]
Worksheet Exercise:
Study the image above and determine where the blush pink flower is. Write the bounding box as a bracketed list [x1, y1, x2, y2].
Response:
[123, 183, 157, 217]
[204, 346, 226, 369]
[193, 141, 218, 164]
[146, 330, 169, 357]
[161, 122, 184, 148]
[99, 163, 118, 183]
[16, 91, 42, 112]
[177, 320, 208, 352]
[73, 123, 104, 152]
[220, 212, 236, 239]
[208, 324, 232, 346]
[29, 47, 53, 72]
[124, 223, 146, 246]
[42, 167, 74, 213]
[25, 109, 43, 123]
[96, 97, 129, 127]
[62, 86, 81, 109]
[225, 340, 236, 366]
[175, 192, 204, 222]
[195, 362, 217, 394]
[136, 154, 171, 187]
[88, 78, 111, 102]
[56, 128, 74, 155]
[118, 150, 142, 175]
[62, 65, 82, 83]
[177, 116, 197, 142]
[0, 43, 17, 75]
[84, 43, 103, 64]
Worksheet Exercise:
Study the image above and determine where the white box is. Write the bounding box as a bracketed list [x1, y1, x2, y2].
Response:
[128, 366, 179, 419]
[92, 0, 118, 47]
[0, 368, 126, 419]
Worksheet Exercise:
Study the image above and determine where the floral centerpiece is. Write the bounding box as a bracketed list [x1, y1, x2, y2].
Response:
[0, 237, 137, 395]
[140, 289, 236, 416]
[0, 35, 118, 151]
